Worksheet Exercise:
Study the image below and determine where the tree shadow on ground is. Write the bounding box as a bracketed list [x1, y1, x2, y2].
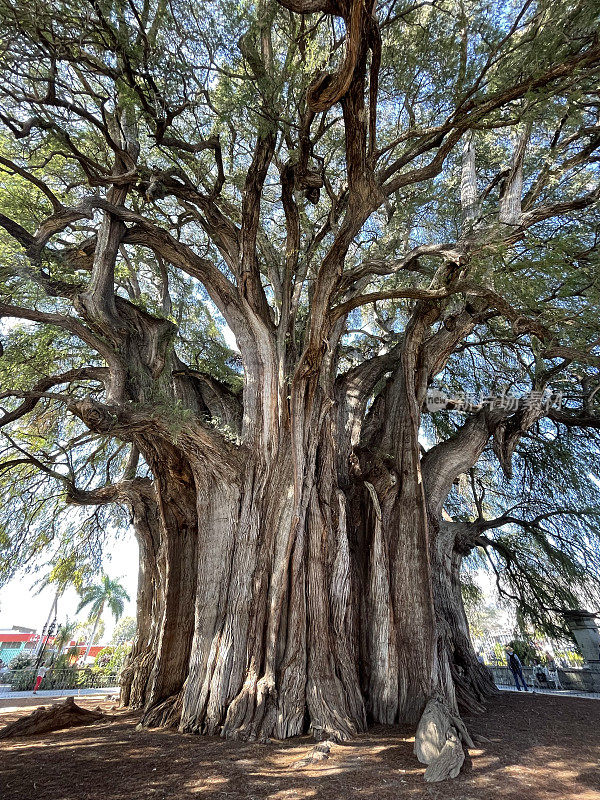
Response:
[1, 693, 598, 800]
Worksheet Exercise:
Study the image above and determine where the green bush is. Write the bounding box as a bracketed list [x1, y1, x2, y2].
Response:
[94, 646, 115, 670]
[93, 644, 130, 674]
[53, 646, 81, 670]
[43, 667, 79, 690]
[9, 653, 33, 670]
[554, 648, 584, 667]
[76, 668, 94, 687]
[8, 669, 36, 690]
[507, 639, 537, 666]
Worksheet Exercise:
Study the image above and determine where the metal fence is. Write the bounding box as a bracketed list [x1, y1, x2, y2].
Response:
[0, 668, 119, 697]
[492, 665, 598, 692]
[474, 632, 584, 669]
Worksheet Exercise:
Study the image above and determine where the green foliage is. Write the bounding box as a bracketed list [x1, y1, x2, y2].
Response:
[554, 649, 584, 667]
[111, 616, 137, 645]
[434, 308, 600, 635]
[93, 644, 130, 674]
[489, 642, 503, 663]
[8, 653, 33, 670]
[466, 603, 509, 641]
[455, 425, 600, 637]
[461, 575, 483, 610]
[7, 668, 37, 690]
[50, 619, 79, 661]
[507, 639, 537, 666]
[77, 574, 130, 627]
[74, 618, 105, 647]
[53, 647, 81, 670]
[0, 429, 128, 590]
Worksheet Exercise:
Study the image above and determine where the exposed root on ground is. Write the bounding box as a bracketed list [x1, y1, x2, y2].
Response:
[0, 697, 107, 739]
[414, 696, 474, 782]
[291, 740, 335, 769]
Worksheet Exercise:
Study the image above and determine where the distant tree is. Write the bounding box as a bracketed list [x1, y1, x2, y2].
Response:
[507, 639, 537, 666]
[51, 619, 78, 660]
[49, 619, 81, 669]
[111, 616, 137, 645]
[466, 604, 510, 643]
[74, 618, 105, 649]
[94, 644, 130, 674]
[76, 575, 129, 661]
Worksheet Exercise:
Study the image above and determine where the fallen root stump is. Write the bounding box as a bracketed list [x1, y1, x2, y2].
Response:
[0, 696, 107, 739]
[414, 696, 474, 783]
[292, 740, 334, 769]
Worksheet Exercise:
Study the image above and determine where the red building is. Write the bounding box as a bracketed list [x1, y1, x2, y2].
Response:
[0, 628, 105, 665]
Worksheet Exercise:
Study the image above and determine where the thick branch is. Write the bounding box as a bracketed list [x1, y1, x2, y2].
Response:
[0, 367, 108, 429]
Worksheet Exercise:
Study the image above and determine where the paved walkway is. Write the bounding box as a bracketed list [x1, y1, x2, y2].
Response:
[497, 684, 600, 700]
[2, 685, 598, 715]
[0, 687, 118, 711]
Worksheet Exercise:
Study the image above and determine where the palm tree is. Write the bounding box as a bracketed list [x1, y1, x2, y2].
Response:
[52, 619, 80, 668]
[76, 575, 129, 661]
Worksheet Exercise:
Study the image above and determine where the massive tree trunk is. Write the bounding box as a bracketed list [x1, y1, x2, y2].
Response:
[113, 340, 496, 746]
[348, 309, 457, 727]
[68, 267, 490, 758]
[139, 452, 363, 739]
[117, 391, 367, 741]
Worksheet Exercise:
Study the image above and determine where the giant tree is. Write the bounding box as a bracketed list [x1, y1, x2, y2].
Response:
[0, 0, 599, 775]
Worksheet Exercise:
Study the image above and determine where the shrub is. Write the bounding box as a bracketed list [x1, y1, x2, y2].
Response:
[94, 646, 115, 670]
[8, 668, 36, 690]
[507, 639, 537, 666]
[93, 644, 130, 674]
[9, 653, 33, 670]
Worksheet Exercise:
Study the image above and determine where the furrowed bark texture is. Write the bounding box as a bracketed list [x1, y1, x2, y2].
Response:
[431, 522, 497, 714]
[57, 221, 490, 754]
[119, 489, 161, 709]
[353, 309, 456, 727]
[126, 416, 368, 742]
[112, 297, 490, 745]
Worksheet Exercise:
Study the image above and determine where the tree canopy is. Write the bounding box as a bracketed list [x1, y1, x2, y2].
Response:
[1, 0, 599, 629]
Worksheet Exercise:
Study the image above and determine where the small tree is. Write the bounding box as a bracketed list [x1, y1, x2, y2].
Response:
[74, 618, 105, 648]
[94, 644, 130, 674]
[51, 620, 77, 657]
[111, 616, 137, 645]
[76, 575, 129, 661]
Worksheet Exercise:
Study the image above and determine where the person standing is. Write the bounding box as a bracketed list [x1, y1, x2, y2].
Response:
[505, 646, 529, 691]
[32, 664, 47, 694]
[544, 651, 562, 689]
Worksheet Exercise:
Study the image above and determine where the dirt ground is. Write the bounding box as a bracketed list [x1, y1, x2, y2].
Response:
[1, 691, 599, 800]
